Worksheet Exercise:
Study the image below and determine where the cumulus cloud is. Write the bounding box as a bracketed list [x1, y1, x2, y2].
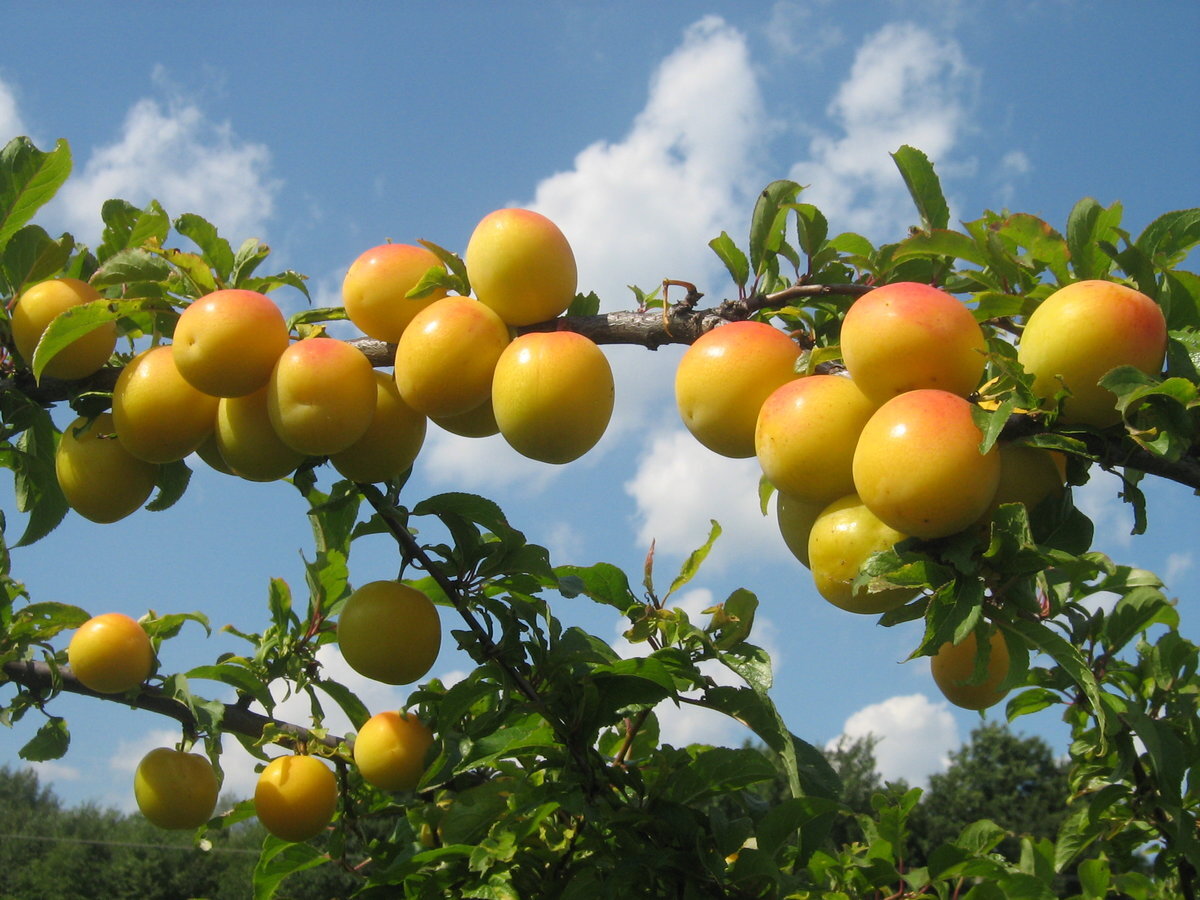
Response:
[789, 22, 978, 238]
[0, 77, 26, 143]
[624, 427, 782, 569]
[830, 693, 959, 786]
[531, 15, 766, 311]
[50, 88, 278, 245]
[421, 16, 769, 496]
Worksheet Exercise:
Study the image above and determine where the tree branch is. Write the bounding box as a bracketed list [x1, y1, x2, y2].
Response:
[1, 658, 342, 751]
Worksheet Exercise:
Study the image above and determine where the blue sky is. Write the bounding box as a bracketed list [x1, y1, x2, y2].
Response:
[2, 2, 1197, 810]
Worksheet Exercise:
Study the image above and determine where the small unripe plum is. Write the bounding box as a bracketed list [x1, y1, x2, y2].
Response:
[675, 321, 801, 459]
[1017, 280, 1167, 427]
[56, 413, 158, 523]
[394, 296, 511, 418]
[775, 491, 824, 569]
[976, 442, 1066, 526]
[267, 337, 377, 456]
[113, 346, 220, 463]
[491, 331, 614, 464]
[852, 389, 1000, 539]
[134, 747, 219, 830]
[755, 375, 877, 506]
[254, 755, 338, 843]
[465, 208, 577, 326]
[353, 710, 434, 792]
[807, 493, 916, 614]
[337, 581, 441, 685]
[11, 277, 117, 380]
[67, 612, 154, 693]
[215, 386, 306, 482]
[840, 282, 986, 403]
[930, 628, 1011, 710]
[431, 397, 500, 438]
[172, 289, 290, 398]
[342, 243, 449, 343]
[330, 372, 427, 483]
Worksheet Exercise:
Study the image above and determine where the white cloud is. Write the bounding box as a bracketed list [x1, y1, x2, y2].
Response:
[624, 428, 782, 570]
[26, 759, 82, 782]
[1165, 552, 1193, 590]
[50, 89, 278, 245]
[416, 17, 769, 495]
[789, 22, 978, 239]
[0, 77, 26, 144]
[830, 693, 959, 786]
[531, 15, 766, 311]
[763, 0, 844, 60]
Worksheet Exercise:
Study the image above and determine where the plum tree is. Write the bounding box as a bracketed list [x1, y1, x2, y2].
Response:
[2, 135, 1198, 898]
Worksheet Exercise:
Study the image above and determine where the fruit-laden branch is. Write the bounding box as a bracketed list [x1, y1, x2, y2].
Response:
[1, 658, 342, 751]
[1001, 416, 1200, 492]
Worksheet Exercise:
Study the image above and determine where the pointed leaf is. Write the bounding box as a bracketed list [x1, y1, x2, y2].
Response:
[709, 231, 749, 289]
[665, 519, 721, 599]
[891, 145, 949, 231]
[749, 181, 802, 278]
[175, 212, 235, 281]
[0, 137, 72, 251]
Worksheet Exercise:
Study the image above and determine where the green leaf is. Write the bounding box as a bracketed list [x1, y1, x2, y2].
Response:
[462, 713, 558, 768]
[1135, 207, 1200, 264]
[565, 290, 601, 317]
[665, 746, 778, 805]
[175, 212, 235, 281]
[555, 562, 638, 613]
[1066, 197, 1123, 280]
[186, 662, 274, 712]
[230, 238, 271, 286]
[90, 246, 175, 287]
[11, 409, 69, 546]
[1005, 617, 1108, 743]
[891, 145, 949, 231]
[790, 202, 829, 260]
[0, 137, 72, 252]
[665, 519, 721, 600]
[417, 239, 470, 294]
[2, 225, 75, 292]
[252, 836, 328, 900]
[145, 459, 190, 512]
[19, 716, 70, 761]
[749, 181, 802, 278]
[894, 229, 986, 266]
[709, 231, 750, 289]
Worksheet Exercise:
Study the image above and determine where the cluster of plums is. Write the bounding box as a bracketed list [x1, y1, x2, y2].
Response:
[14, 208, 614, 526]
[65, 575, 442, 839]
[674, 278, 1168, 710]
